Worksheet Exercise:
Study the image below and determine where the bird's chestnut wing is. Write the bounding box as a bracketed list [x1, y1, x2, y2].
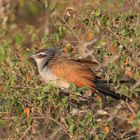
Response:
[50, 57, 96, 89]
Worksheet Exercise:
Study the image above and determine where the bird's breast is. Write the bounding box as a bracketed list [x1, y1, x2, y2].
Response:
[39, 67, 70, 90]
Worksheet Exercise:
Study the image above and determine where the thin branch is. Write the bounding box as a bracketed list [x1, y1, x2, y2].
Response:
[131, 80, 140, 91]
[56, 14, 84, 46]
[19, 126, 31, 140]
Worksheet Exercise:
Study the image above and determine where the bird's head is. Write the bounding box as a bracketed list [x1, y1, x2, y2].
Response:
[30, 47, 60, 70]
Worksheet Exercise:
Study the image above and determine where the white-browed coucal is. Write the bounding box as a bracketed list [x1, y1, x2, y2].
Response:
[31, 47, 133, 102]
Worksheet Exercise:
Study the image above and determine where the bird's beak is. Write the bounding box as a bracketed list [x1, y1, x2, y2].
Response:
[28, 54, 37, 66]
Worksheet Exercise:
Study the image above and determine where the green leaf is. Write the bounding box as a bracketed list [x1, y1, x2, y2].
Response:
[70, 83, 77, 92]
[62, 96, 69, 104]
[95, 9, 101, 17]
[50, 1, 57, 10]
[119, 0, 125, 6]
[0, 47, 5, 64]
[133, 111, 140, 128]
[69, 123, 76, 134]
[135, 26, 140, 37]
[54, 33, 60, 43]
[15, 33, 24, 46]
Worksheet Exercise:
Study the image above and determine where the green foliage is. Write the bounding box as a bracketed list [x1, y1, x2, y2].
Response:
[0, 41, 9, 64]
[133, 111, 140, 129]
[0, 46, 5, 64]
[15, 33, 24, 46]
[0, 0, 140, 139]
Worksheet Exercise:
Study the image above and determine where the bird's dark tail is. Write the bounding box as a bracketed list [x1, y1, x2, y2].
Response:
[95, 81, 132, 102]
[95, 77, 136, 84]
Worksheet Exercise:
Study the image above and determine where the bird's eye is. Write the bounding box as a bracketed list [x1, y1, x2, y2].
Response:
[37, 54, 46, 58]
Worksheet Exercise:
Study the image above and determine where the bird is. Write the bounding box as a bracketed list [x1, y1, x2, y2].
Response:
[30, 47, 133, 102]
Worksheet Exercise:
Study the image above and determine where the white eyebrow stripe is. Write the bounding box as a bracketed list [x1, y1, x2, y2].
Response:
[37, 52, 47, 55]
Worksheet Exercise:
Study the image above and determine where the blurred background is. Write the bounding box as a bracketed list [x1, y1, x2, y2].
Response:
[0, 0, 140, 139]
